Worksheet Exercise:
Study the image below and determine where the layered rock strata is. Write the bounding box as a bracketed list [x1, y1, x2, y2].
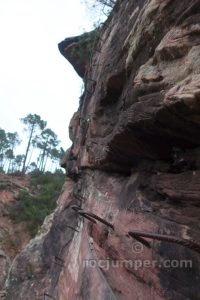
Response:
[5, 1, 200, 299]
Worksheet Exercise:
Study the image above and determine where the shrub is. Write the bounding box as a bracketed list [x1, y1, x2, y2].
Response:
[10, 171, 65, 237]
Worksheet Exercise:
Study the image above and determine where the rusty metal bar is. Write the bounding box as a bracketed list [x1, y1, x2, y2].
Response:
[85, 211, 114, 230]
[54, 256, 65, 268]
[58, 238, 73, 257]
[65, 225, 79, 232]
[128, 232, 151, 249]
[78, 212, 97, 224]
[72, 193, 86, 202]
[75, 208, 114, 230]
[72, 206, 112, 227]
[54, 256, 64, 263]
[71, 205, 83, 212]
[54, 261, 64, 268]
[128, 231, 200, 254]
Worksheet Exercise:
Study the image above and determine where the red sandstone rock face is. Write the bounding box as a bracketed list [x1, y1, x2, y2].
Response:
[0, 175, 30, 292]
[4, 1, 200, 299]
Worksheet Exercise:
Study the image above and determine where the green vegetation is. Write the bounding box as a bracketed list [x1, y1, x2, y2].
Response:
[0, 181, 9, 190]
[74, 30, 99, 63]
[0, 113, 65, 174]
[77, 0, 117, 62]
[10, 170, 65, 237]
[1, 114, 66, 237]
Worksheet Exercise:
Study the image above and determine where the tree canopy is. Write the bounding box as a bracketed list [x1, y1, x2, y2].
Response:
[0, 113, 64, 174]
[82, 0, 116, 23]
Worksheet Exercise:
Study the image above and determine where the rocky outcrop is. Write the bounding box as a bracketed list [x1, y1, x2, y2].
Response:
[58, 31, 97, 78]
[4, 1, 200, 299]
[0, 174, 30, 294]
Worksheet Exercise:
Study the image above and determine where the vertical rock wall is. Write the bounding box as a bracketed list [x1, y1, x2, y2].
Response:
[4, 1, 200, 299]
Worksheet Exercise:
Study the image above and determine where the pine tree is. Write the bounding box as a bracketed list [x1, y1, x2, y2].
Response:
[36, 128, 59, 173]
[20, 114, 46, 173]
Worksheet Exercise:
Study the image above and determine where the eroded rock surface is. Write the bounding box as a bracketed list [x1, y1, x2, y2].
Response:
[0, 174, 30, 293]
[4, 1, 200, 299]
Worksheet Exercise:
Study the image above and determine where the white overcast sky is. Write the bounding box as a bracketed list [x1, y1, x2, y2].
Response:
[0, 0, 97, 153]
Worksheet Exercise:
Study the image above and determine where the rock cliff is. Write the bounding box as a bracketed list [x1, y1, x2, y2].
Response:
[0, 174, 30, 298]
[4, 0, 200, 299]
